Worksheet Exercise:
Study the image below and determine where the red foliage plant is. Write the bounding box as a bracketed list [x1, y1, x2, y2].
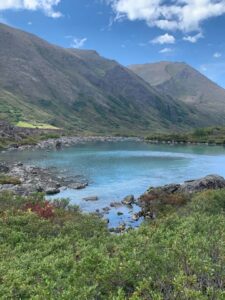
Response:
[24, 201, 55, 219]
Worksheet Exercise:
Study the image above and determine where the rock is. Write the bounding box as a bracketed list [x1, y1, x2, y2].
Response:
[110, 201, 122, 208]
[115, 223, 126, 233]
[132, 211, 143, 221]
[117, 211, 123, 216]
[139, 174, 225, 217]
[102, 207, 110, 214]
[0, 163, 9, 173]
[16, 162, 23, 167]
[180, 175, 225, 194]
[132, 213, 140, 221]
[0, 162, 89, 196]
[122, 195, 135, 206]
[55, 141, 62, 150]
[146, 184, 180, 195]
[45, 187, 60, 195]
[68, 182, 88, 190]
[83, 196, 98, 201]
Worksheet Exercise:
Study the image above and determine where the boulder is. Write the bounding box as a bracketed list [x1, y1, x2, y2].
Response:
[122, 195, 135, 206]
[179, 175, 225, 194]
[45, 187, 60, 195]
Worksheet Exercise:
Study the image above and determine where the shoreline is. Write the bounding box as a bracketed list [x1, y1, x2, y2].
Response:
[2, 134, 225, 232]
[0, 162, 88, 196]
[5, 135, 144, 151]
[145, 139, 225, 146]
[4, 135, 225, 153]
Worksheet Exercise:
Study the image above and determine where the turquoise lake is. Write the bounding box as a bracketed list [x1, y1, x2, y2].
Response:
[2, 141, 225, 227]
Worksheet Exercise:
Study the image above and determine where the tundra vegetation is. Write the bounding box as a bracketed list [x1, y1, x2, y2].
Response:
[0, 189, 224, 299]
[146, 127, 225, 145]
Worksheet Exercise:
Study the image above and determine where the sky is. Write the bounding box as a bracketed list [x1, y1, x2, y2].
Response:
[1, 0, 225, 87]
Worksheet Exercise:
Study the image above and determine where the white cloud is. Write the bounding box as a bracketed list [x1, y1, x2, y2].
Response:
[183, 32, 203, 43]
[71, 37, 87, 49]
[151, 33, 175, 45]
[0, 0, 62, 18]
[108, 0, 225, 32]
[213, 52, 222, 58]
[159, 47, 173, 54]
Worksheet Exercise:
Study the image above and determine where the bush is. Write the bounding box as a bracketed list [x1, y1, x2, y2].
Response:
[0, 190, 225, 299]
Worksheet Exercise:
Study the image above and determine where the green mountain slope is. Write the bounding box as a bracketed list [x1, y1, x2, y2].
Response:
[129, 61, 225, 126]
[0, 24, 222, 134]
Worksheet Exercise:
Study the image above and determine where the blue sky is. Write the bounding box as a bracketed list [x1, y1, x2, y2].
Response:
[1, 0, 225, 87]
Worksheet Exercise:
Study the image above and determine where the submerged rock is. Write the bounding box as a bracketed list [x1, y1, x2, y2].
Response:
[83, 196, 98, 201]
[117, 211, 123, 216]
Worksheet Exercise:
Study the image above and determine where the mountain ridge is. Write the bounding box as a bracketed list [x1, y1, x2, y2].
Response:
[0, 23, 225, 134]
[129, 61, 225, 126]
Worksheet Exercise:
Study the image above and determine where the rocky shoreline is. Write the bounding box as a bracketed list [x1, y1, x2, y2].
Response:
[138, 174, 225, 219]
[146, 139, 222, 146]
[0, 162, 88, 196]
[6, 136, 144, 151]
[1, 158, 225, 232]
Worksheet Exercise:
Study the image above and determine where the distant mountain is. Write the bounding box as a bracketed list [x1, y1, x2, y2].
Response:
[129, 61, 225, 125]
[0, 24, 224, 134]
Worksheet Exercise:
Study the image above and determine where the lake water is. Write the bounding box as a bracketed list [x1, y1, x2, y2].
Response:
[2, 141, 225, 227]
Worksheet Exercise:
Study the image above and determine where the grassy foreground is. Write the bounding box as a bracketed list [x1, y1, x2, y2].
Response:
[0, 190, 225, 299]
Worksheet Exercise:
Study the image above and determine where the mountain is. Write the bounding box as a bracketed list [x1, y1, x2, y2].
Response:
[0, 24, 223, 135]
[129, 61, 225, 125]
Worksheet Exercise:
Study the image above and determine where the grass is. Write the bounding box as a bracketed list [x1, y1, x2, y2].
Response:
[0, 130, 62, 150]
[16, 121, 60, 130]
[146, 126, 225, 145]
[0, 189, 225, 299]
[0, 175, 21, 185]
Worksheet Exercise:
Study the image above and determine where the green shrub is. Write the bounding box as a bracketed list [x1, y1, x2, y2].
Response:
[0, 190, 225, 299]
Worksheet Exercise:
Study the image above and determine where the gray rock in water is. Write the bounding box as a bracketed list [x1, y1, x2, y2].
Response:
[122, 195, 135, 206]
[68, 182, 88, 190]
[110, 201, 122, 208]
[83, 196, 98, 201]
[45, 187, 60, 195]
